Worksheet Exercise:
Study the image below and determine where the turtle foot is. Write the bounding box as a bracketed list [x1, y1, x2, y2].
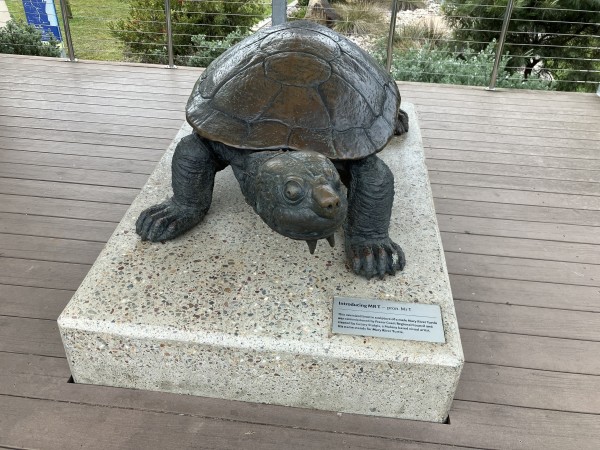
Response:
[136, 199, 204, 242]
[346, 237, 405, 280]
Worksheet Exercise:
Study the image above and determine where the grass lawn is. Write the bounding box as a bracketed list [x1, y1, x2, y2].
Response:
[5, 0, 126, 61]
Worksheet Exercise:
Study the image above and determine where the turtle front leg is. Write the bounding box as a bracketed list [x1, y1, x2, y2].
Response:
[136, 134, 226, 242]
[342, 155, 405, 279]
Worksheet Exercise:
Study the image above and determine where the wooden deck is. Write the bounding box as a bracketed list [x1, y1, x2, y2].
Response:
[1, 53, 599, 449]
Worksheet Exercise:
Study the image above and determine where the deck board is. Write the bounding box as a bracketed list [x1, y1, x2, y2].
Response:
[1, 53, 599, 449]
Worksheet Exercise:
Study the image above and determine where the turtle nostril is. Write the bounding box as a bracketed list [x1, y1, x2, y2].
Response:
[313, 185, 343, 218]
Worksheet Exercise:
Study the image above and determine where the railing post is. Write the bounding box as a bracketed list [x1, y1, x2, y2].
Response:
[386, 0, 399, 73]
[488, 0, 515, 90]
[272, 0, 286, 26]
[58, 0, 75, 61]
[164, 0, 176, 68]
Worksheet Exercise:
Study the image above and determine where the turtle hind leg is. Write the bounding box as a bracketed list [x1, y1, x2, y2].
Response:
[395, 108, 409, 135]
[136, 133, 226, 242]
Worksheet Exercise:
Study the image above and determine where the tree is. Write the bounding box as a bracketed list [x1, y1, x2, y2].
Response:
[110, 0, 268, 65]
[442, 0, 600, 92]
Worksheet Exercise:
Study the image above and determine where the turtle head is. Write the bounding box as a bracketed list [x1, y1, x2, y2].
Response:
[254, 151, 347, 252]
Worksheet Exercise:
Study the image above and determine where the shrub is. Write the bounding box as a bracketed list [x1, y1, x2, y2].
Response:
[373, 40, 555, 90]
[188, 30, 249, 67]
[110, 0, 268, 65]
[288, 5, 309, 20]
[0, 20, 61, 57]
[333, 1, 386, 36]
[442, 0, 600, 92]
[392, 16, 449, 51]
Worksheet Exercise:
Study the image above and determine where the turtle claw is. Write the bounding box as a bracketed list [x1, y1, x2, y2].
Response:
[136, 199, 204, 242]
[345, 237, 405, 280]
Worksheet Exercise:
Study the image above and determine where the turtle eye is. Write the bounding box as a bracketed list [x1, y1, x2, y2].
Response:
[283, 179, 305, 202]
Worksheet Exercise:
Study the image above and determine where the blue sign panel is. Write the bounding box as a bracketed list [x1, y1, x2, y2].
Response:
[23, 0, 62, 42]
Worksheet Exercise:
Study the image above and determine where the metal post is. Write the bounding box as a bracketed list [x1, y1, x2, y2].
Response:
[488, 0, 515, 90]
[272, 0, 286, 26]
[58, 0, 75, 61]
[165, 0, 176, 68]
[386, 0, 399, 73]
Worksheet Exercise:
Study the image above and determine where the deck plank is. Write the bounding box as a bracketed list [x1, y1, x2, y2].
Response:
[0, 285, 73, 320]
[1, 395, 446, 450]
[432, 184, 600, 210]
[423, 137, 600, 158]
[434, 198, 600, 226]
[0, 193, 128, 221]
[0, 54, 599, 449]
[1, 136, 166, 160]
[426, 148, 600, 170]
[0, 353, 598, 449]
[0, 149, 157, 174]
[430, 171, 600, 196]
[437, 214, 600, 245]
[449, 274, 600, 312]
[0, 178, 140, 204]
[0, 162, 150, 188]
[441, 232, 600, 264]
[427, 159, 600, 182]
[0, 213, 115, 241]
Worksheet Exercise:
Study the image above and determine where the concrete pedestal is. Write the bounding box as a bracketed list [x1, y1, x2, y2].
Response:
[58, 103, 463, 422]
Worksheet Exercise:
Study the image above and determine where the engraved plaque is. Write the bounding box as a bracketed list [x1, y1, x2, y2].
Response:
[332, 296, 445, 343]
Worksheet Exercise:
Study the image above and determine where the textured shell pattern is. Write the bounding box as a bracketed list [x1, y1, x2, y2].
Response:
[186, 21, 401, 160]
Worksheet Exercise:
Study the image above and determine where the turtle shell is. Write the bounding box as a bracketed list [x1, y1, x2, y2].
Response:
[186, 20, 401, 160]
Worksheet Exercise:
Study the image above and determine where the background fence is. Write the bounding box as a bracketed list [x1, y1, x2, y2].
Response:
[2, 0, 599, 92]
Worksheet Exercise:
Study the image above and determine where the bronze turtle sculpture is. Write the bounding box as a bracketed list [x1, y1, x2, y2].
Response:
[136, 20, 409, 279]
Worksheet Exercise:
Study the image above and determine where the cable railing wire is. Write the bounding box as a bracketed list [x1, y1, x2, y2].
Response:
[3, 0, 596, 92]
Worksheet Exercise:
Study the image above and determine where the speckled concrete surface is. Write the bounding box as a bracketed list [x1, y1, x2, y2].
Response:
[58, 103, 463, 422]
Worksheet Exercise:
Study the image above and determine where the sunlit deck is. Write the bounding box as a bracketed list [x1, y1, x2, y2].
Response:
[1, 53, 599, 449]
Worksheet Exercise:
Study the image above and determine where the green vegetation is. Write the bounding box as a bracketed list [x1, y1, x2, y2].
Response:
[4, 0, 25, 22]
[110, 0, 268, 65]
[3, 0, 597, 91]
[0, 20, 61, 57]
[373, 40, 554, 90]
[188, 29, 249, 67]
[63, 0, 125, 61]
[5, 0, 124, 60]
[392, 16, 449, 50]
[333, 1, 386, 36]
[289, 5, 308, 20]
[442, 0, 600, 92]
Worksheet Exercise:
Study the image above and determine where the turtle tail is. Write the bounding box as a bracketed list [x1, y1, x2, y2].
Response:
[395, 108, 409, 135]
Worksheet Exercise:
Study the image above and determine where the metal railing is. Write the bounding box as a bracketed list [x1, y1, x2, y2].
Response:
[3, 1, 598, 92]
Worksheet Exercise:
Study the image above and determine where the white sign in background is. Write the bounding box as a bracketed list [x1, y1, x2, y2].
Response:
[332, 296, 445, 343]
